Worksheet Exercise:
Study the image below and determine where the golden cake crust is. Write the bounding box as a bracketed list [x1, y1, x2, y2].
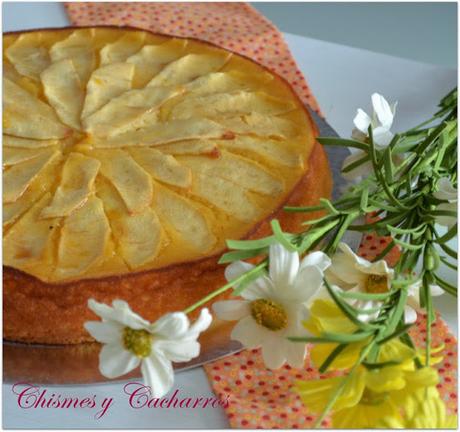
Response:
[4, 142, 331, 344]
[3, 27, 332, 344]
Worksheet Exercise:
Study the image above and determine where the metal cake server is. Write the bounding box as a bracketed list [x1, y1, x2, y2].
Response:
[3, 111, 356, 385]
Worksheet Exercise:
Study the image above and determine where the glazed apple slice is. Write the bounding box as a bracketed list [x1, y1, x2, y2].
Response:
[3, 135, 60, 148]
[3, 193, 56, 267]
[156, 140, 219, 157]
[98, 118, 226, 148]
[3, 146, 57, 167]
[99, 31, 146, 65]
[3, 148, 61, 203]
[3, 78, 71, 139]
[169, 91, 297, 120]
[56, 195, 110, 279]
[147, 53, 232, 87]
[111, 208, 164, 269]
[180, 151, 284, 196]
[190, 172, 261, 223]
[49, 29, 96, 85]
[82, 86, 181, 136]
[3, 154, 61, 227]
[129, 148, 192, 188]
[156, 186, 217, 253]
[96, 177, 165, 270]
[183, 71, 251, 96]
[215, 112, 300, 139]
[127, 38, 188, 87]
[41, 59, 85, 130]
[5, 32, 51, 80]
[81, 63, 135, 118]
[218, 136, 304, 168]
[40, 152, 101, 219]
[92, 149, 153, 214]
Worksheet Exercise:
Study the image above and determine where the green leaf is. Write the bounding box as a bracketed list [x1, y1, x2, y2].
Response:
[377, 323, 413, 345]
[317, 137, 370, 151]
[434, 225, 457, 244]
[383, 146, 395, 184]
[318, 343, 347, 373]
[439, 255, 458, 271]
[392, 237, 425, 251]
[360, 187, 369, 211]
[271, 220, 298, 252]
[338, 290, 393, 301]
[288, 331, 373, 344]
[218, 248, 267, 264]
[342, 154, 370, 174]
[438, 241, 457, 259]
[226, 236, 277, 251]
[433, 274, 457, 297]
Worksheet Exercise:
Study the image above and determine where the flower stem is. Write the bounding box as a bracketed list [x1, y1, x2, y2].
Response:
[183, 262, 267, 315]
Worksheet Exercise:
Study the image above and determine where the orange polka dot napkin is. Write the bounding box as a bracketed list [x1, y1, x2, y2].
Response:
[65, 2, 322, 115]
[204, 234, 457, 429]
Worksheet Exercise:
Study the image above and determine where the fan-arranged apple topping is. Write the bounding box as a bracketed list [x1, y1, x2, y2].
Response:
[3, 28, 316, 283]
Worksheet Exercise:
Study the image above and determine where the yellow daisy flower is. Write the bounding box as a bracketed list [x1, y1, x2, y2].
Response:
[295, 364, 439, 428]
[379, 386, 457, 429]
[306, 299, 443, 371]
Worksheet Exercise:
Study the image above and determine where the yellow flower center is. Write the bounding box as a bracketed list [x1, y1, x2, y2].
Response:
[122, 327, 152, 358]
[365, 274, 388, 293]
[250, 299, 288, 331]
[360, 388, 389, 406]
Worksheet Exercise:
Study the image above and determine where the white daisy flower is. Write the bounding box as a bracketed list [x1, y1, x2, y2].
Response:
[326, 242, 442, 324]
[343, 93, 398, 180]
[85, 299, 212, 397]
[433, 177, 457, 228]
[213, 243, 331, 370]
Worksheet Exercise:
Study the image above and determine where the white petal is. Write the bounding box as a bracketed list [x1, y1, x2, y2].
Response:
[225, 260, 272, 300]
[284, 340, 307, 368]
[99, 343, 140, 378]
[371, 93, 394, 129]
[142, 352, 174, 398]
[111, 300, 152, 329]
[327, 245, 367, 287]
[434, 178, 457, 201]
[351, 128, 368, 143]
[404, 306, 417, 324]
[341, 151, 373, 180]
[391, 101, 398, 116]
[230, 316, 264, 349]
[187, 307, 213, 339]
[225, 260, 255, 281]
[88, 299, 151, 330]
[269, 243, 300, 288]
[300, 251, 331, 273]
[305, 283, 331, 307]
[373, 128, 394, 148]
[429, 284, 445, 297]
[84, 321, 121, 344]
[212, 300, 250, 321]
[356, 258, 394, 279]
[151, 312, 189, 339]
[154, 339, 200, 363]
[353, 108, 372, 134]
[290, 265, 324, 302]
[261, 336, 286, 369]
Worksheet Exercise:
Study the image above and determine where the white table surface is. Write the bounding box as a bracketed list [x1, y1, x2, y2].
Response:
[2, 2, 457, 429]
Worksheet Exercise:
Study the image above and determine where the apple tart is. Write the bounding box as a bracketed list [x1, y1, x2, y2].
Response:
[3, 27, 332, 344]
